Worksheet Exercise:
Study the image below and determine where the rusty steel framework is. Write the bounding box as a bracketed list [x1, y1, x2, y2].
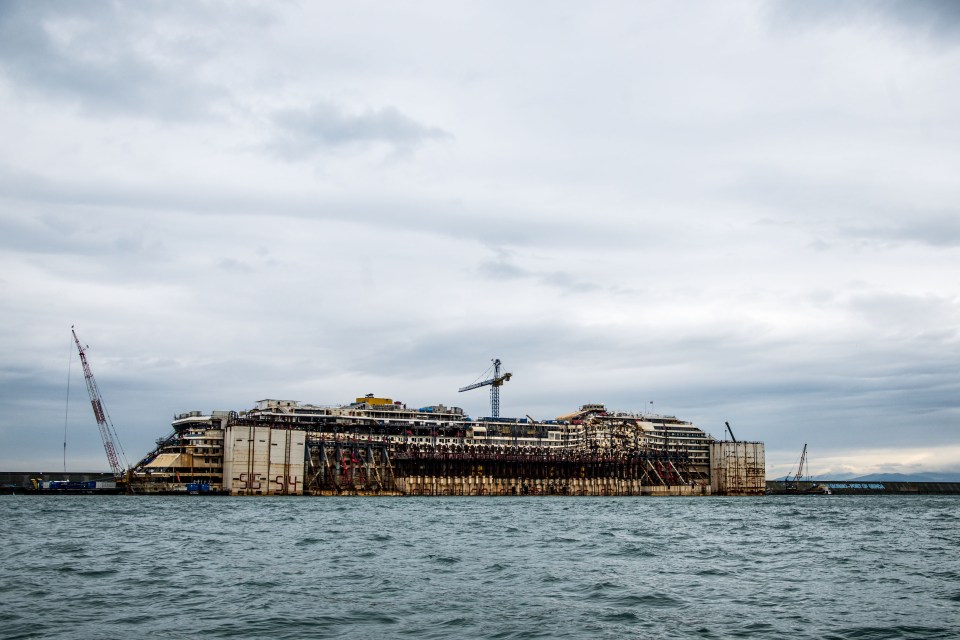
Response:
[305, 440, 398, 494]
[709, 441, 766, 496]
[303, 438, 709, 495]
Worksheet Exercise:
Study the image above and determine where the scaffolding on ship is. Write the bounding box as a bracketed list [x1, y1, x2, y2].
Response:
[302, 438, 709, 496]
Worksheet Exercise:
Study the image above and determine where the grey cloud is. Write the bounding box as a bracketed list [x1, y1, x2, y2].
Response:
[844, 292, 959, 338]
[0, 1, 230, 120]
[0, 162, 644, 252]
[838, 213, 960, 248]
[539, 272, 602, 294]
[477, 247, 529, 280]
[725, 169, 884, 221]
[478, 250, 603, 294]
[6, 285, 959, 470]
[767, 0, 960, 44]
[0, 203, 169, 263]
[217, 257, 254, 273]
[2, 2, 958, 476]
[478, 259, 528, 281]
[722, 169, 960, 250]
[313, 314, 960, 452]
[269, 101, 452, 158]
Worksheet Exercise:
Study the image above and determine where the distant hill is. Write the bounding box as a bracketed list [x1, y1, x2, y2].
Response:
[775, 472, 960, 482]
[846, 472, 960, 483]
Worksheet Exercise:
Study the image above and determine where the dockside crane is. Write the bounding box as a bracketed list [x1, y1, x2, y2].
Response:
[786, 443, 809, 490]
[458, 358, 512, 418]
[71, 327, 129, 479]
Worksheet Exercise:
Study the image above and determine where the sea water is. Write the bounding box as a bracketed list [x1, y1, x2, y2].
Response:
[1, 495, 958, 639]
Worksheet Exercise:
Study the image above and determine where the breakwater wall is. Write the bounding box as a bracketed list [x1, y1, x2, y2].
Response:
[765, 480, 960, 495]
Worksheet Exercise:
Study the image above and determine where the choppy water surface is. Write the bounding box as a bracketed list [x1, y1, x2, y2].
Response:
[1, 495, 958, 639]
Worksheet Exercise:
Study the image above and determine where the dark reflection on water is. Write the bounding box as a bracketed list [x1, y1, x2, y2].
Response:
[1, 495, 958, 639]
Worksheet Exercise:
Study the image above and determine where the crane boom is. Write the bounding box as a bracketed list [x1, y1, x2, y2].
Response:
[794, 443, 808, 482]
[458, 358, 512, 418]
[787, 443, 808, 488]
[725, 421, 737, 443]
[71, 327, 127, 478]
[459, 380, 488, 392]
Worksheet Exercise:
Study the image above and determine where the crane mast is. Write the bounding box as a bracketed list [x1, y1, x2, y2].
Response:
[458, 358, 512, 418]
[71, 327, 128, 479]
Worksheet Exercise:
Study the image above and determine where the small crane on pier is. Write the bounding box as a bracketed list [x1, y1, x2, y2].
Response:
[458, 358, 512, 418]
[71, 327, 129, 479]
[786, 443, 809, 490]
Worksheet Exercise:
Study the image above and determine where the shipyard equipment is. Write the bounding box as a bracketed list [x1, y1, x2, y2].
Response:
[773, 443, 832, 495]
[725, 421, 737, 442]
[71, 327, 129, 479]
[786, 443, 809, 490]
[458, 358, 512, 419]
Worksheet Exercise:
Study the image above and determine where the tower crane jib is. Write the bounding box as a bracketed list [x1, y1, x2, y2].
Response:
[458, 358, 512, 419]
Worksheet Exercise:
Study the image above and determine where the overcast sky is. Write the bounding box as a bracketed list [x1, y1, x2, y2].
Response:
[1, 0, 958, 478]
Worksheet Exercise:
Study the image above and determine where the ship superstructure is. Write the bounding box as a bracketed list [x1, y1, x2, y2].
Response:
[129, 395, 761, 496]
[63, 336, 762, 496]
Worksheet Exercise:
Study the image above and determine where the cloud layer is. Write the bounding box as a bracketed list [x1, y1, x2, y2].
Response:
[1, 1, 958, 476]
